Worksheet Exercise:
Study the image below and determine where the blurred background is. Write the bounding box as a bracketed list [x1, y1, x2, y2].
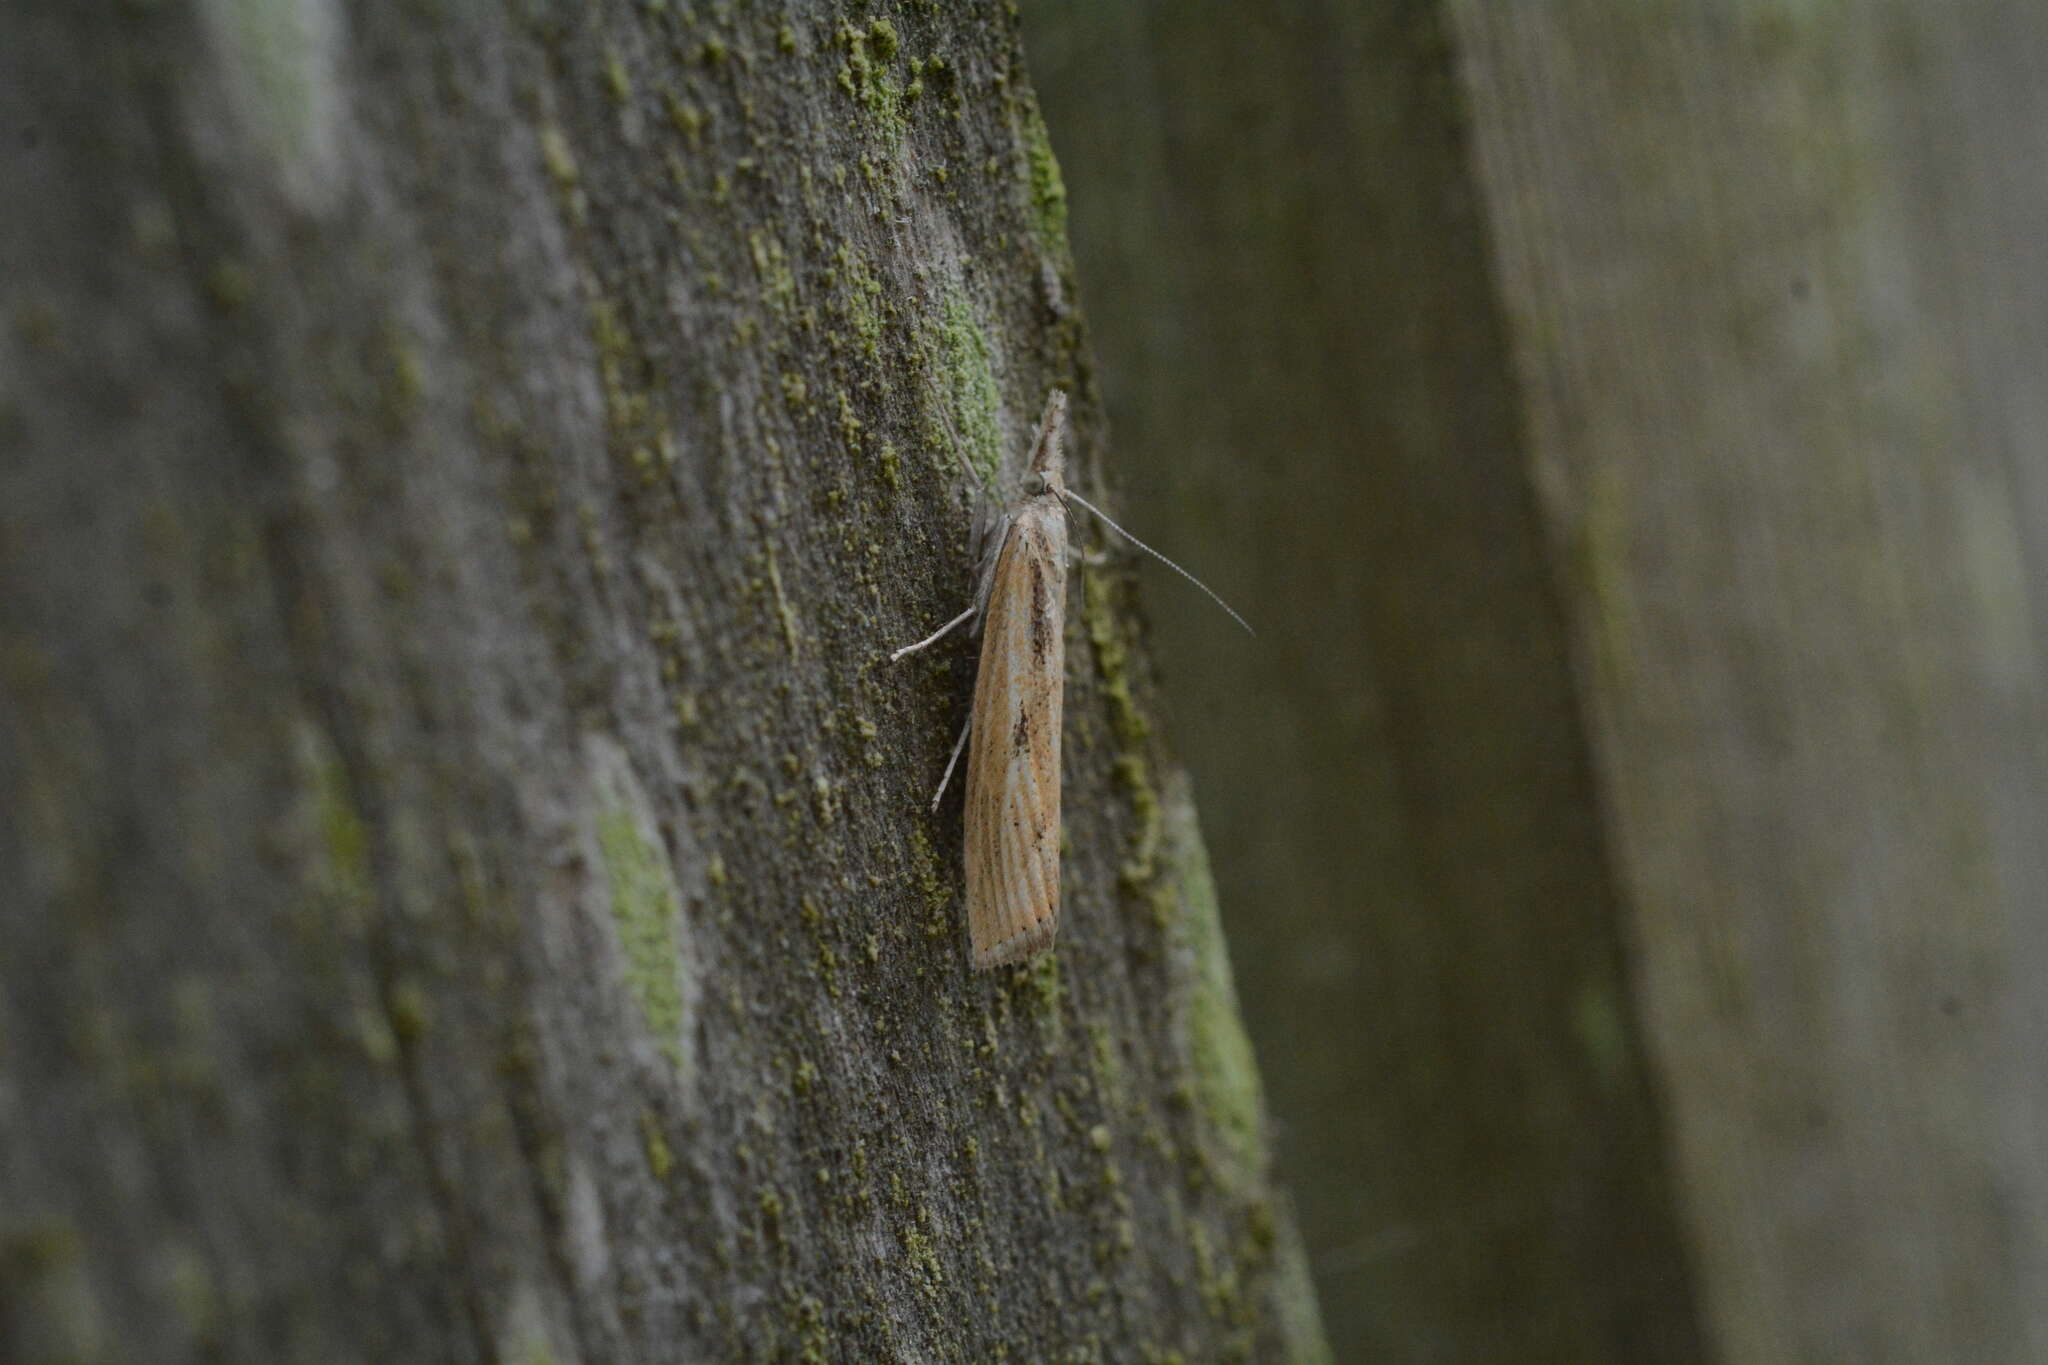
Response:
[1024, 5, 2048, 1362]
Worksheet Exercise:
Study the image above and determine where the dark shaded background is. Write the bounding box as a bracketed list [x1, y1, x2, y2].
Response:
[1026, 4, 2048, 1362]
[1020, 8, 1697, 1358]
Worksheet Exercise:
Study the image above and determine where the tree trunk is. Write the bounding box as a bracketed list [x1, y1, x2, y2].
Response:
[0, 4, 1327, 1362]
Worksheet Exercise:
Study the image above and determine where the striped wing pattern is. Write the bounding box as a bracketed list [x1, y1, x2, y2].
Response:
[964, 496, 1068, 968]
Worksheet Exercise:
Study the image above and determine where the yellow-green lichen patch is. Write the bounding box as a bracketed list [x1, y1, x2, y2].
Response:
[781, 370, 811, 414]
[1162, 779, 1268, 1185]
[830, 243, 886, 362]
[763, 543, 801, 657]
[1015, 97, 1070, 254]
[935, 288, 1004, 487]
[836, 19, 909, 148]
[381, 328, 424, 425]
[537, 123, 585, 224]
[790, 1291, 831, 1363]
[1086, 1018, 1129, 1113]
[749, 228, 799, 321]
[1082, 567, 1164, 895]
[539, 123, 578, 187]
[588, 738, 694, 1072]
[664, 93, 709, 145]
[899, 1220, 944, 1296]
[755, 1185, 786, 1246]
[1080, 567, 1150, 748]
[906, 823, 954, 942]
[295, 720, 373, 931]
[1191, 1220, 1249, 1332]
[867, 17, 899, 61]
[641, 1107, 675, 1181]
[835, 387, 866, 454]
[921, 50, 962, 112]
[588, 295, 661, 442]
[1013, 950, 1063, 1026]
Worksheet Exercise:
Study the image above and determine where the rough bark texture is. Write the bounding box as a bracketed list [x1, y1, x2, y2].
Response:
[1022, 5, 1705, 1362]
[1450, 7, 2048, 1363]
[0, 3, 1327, 1362]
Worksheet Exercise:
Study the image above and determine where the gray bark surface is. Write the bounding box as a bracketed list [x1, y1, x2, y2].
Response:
[0, 4, 1326, 1362]
[1450, 7, 2048, 1363]
[1023, 5, 1705, 1362]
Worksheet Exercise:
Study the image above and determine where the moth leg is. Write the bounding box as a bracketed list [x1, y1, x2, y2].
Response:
[929, 714, 972, 812]
[890, 605, 977, 662]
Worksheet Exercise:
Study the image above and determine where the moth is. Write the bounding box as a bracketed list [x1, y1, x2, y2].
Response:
[893, 390, 1250, 969]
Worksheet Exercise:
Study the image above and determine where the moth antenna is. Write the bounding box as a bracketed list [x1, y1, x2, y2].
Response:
[890, 604, 978, 663]
[1058, 487, 1255, 636]
[929, 715, 972, 812]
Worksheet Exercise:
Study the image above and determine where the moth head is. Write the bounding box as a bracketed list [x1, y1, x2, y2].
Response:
[1025, 389, 1068, 495]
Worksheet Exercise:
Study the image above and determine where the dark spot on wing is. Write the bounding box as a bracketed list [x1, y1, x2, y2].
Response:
[1012, 710, 1032, 752]
[1029, 553, 1050, 661]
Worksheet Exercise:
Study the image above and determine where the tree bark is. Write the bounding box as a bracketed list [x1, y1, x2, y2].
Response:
[0, 4, 1327, 1362]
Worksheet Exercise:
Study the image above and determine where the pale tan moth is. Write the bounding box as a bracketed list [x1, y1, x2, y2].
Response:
[893, 390, 1251, 969]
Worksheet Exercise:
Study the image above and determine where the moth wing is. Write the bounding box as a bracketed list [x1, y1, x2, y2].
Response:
[963, 500, 1067, 968]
